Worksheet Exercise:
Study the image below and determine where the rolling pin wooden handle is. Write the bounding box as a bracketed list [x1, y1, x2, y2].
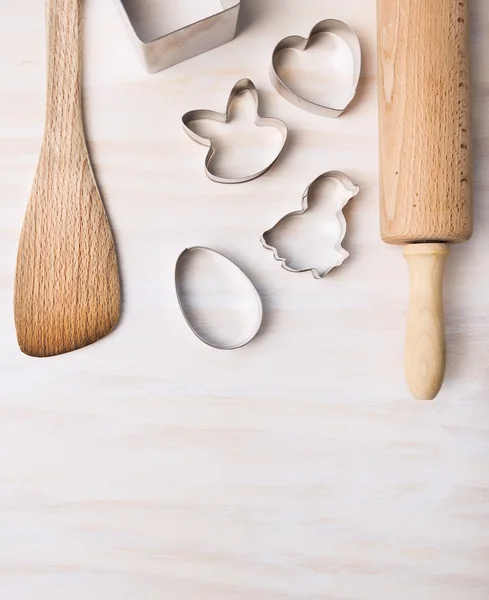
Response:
[404, 244, 449, 400]
[46, 0, 82, 129]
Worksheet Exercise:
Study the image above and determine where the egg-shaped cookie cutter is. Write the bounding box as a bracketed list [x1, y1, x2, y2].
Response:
[175, 247, 264, 349]
[270, 19, 362, 118]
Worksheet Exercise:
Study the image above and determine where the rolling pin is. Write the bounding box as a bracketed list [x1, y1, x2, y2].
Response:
[377, 0, 472, 399]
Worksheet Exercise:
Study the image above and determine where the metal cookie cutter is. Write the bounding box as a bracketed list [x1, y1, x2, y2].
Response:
[261, 171, 360, 278]
[182, 78, 288, 184]
[114, 0, 241, 73]
[175, 247, 263, 350]
[270, 19, 361, 117]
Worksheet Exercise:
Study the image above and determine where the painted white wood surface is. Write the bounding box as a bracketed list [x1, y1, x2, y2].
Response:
[0, 1, 488, 598]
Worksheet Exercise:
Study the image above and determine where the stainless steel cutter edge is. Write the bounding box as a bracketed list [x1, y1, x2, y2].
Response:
[261, 171, 360, 279]
[182, 78, 288, 184]
[175, 246, 264, 350]
[114, 0, 241, 74]
[270, 19, 362, 118]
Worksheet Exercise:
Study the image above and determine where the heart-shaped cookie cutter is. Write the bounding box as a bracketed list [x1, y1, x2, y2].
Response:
[182, 79, 288, 184]
[114, 0, 241, 74]
[261, 171, 360, 278]
[270, 19, 362, 118]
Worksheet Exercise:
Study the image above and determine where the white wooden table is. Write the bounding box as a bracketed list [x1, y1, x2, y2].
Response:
[0, 1, 488, 598]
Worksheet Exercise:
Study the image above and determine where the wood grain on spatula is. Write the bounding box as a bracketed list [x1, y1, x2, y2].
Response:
[14, 0, 121, 357]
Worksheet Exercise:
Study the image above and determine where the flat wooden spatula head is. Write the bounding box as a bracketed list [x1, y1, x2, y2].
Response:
[14, 0, 121, 357]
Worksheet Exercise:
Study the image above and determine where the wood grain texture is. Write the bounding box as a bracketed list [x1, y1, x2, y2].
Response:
[14, 0, 121, 357]
[1, 1, 489, 598]
[404, 243, 448, 400]
[378, 0, 472, 244]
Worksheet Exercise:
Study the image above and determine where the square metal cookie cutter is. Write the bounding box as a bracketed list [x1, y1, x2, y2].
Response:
[114, 0, 241, 73]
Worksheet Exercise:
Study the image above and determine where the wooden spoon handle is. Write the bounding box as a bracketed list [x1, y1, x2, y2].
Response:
[45, 0, 82, 131]
[404, 244, 449, 400]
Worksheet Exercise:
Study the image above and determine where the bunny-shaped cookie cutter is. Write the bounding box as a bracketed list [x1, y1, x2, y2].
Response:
[182, 79, 288, 184]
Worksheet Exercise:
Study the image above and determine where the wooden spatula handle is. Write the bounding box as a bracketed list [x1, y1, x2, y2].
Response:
[404, 244, 449, 400]
[46, 0, 82, 128]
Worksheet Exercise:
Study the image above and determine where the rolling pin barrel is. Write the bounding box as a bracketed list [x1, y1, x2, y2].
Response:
[377, 0, 472, 399]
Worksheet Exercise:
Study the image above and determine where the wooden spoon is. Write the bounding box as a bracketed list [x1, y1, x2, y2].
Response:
[14, 0, 121, 357]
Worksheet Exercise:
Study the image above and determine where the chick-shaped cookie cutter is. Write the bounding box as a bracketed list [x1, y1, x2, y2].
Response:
[270, 19, 362, 118]
[261, 171, 360, 278]
[182, 79, 288, 184]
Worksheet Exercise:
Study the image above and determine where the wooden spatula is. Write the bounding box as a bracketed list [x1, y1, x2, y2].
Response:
[14, 0, 121, 357]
